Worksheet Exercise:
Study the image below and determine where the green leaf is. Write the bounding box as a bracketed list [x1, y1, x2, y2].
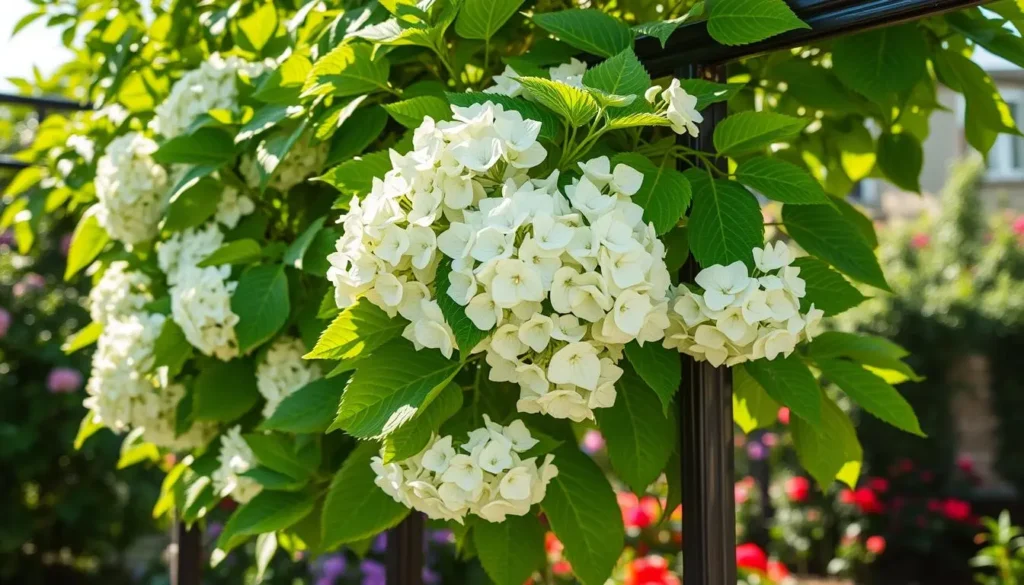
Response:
[935, 48, 1019, 154]
[455, 0, 525, 39]
[517, 77, 599, 128]
[713, 111, 807, 155]
[832, 24, 927, 106]
[254, 533, 278, 584]
[791, 391, 862, 488]
[251, 121, 309, 193]
[707, 0, 808, 46]
[532, 9, 633, 58]
[334, 338, 462, 438]
[947, 10, 1024, 70]
[660, 449, 681, 524]
[242, 467, 309, 491]
[633, 4, 703, 48]
[65, 205, 109, 280]
[623, 341, 680, 414]
[733, 365, 779, 433]
[305, 298, 406, 361]
[152, 320, 193, 379]
[735, 157, 830, 204]
[284, 217, 326, 270]
[192, 359, 259, 422]
[474, 514, 547, 585]
[542, 446, 624, 585]
[314, 96, 368, 142]
[782, 204, 890, 291]
[217, 490, 315, 553]
[118, 427, 161, 469]
[790, 257, 867, 317]
[436, 258, 492, 355]
[582, 48, 651, 100]
[833, 198, 878, 249]
[321, 441, 409, 549]
[685, 170, 764, 268]
[198, 239, 263, 267]
[326, 107, 389, 165]
[154, 128, 236, 166]
[74, 412, 105, 449]
[606, 112, 670, 130]
[231, 263, 290, 354]
[594, 367, 675, 493]
[63, 321, 103, 354]
[383, 96, 453, 128]
[316, 151, 392, 199]
[676, 78, 743, 111]
[446, 92, 561, 142]
[244, 433, 317, 481]
[239, 2, 278, 52]
[876, 132, 923, 192]
[382, 383, 463, 463]
[253, 54, 312, 105]
[260, 376, 349, 434]
[612, 153, 691, 235]
[807, 331, 919, 381]
[816, 358, 923, 436]
[302, 43, 390, 98]
[742, 355, 821, 427]
[162, 176, 222, 232]
[237, 104, 293, 143]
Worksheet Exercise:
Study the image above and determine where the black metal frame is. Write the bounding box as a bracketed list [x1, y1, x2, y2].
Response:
[0, 92, 90, 171]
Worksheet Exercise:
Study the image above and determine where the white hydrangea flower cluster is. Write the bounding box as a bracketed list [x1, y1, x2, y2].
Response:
[663, 242, 824, 367]
[153, 54, 264, 139]
[212, 425, 262, 504]
[157, 223, 241, 360]
[485, 58, 588, 98]
[256, 337, 322, 417]
[83, 312, 213, 450]
[94, 132, 169, 245]
[241, 133, 328, 192]
[371, 417, 557, 524]
[88, 261, 152, 325]
[644, 79, 704, 138]
[215, 185, 256, 228]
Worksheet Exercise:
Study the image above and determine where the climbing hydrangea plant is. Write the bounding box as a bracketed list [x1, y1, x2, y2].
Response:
[7, 0, 1024, 582]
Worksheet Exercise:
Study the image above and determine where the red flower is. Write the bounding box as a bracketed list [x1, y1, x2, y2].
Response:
[626, 556, 679, 585]
[1013, 215, 1024, 236]
[545, 532, 563, 555]
[866, 535, 887, 555]
[897, 458, 914, 474]
[736, 477, 755, 505]
[852, 488, 885, 514]
[911, 233, 930, 249]
[785, 476, 811, 503]
[777, 407, 791, 425]
[552, 560, 573, 577]
[867, 477, 889, 493]
[767, 560, 791, 582]
[839, 489, 855, 505]
[941, 498, 972, 523]
[736, 543, 768, 573]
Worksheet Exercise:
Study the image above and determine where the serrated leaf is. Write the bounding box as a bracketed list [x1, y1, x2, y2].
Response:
[314, 96, 368, 142]
[302, 43, 391, 98]
[199, 239, 263, 267]
[236, 104, 293, 143]
[612, 153, 691, 235]
[542, 446, 624, 585]
[251, 121, 309, 193]
[231, 263, 290, 353]
[436, 258, 492, 355]
[162, 176, 222, 232]
[305, 298, 406, 361]
[474, 514, 547, 585]
[676, 78, 744, 111]
[817, 358, 923, 436]
[284, 217, 325, 270]
[623, 341, 680, 413]
[581, 48, 650, 99]
[217, 490, 315, 554]
[877, 132, 923, 192]
[192, 359, 260, 422]
[321, 441, 409, 549]
[742, 355, 821, 427]
[735, 156, 830, 204]
[594, 366, 675, 493]
[935, 48, 1019, 154]
[606, 112, 670, 129]
[65, 205, 109, 280]
[260, 376, 350, 434]
[713, 111, 807, 155]
[733, 365, 779, 433]
[383, 383, 463, 462]
[152, 320, 193, 378]
[807, 331, 919, 381]
[685, 170, 764, 268]
[517, 76, 599, 128]
[244, 433, 318, 481]
[154, 128, 236, 166]
[707, 0, 808, 46]
[316, 150, 392, 198]
[446, 92, 561, 142]
[832, 24, 927, 106]
[334, 338, 462, 438]
[455, 0, 525, 40]
[792, 391, 862, 489]
[253, 54, 312, 105]
[326, 107, 389, 165]
[383, 96, 453, 128]
[532, 9, 633, 58]
[782, 204, 890, 291]
[790, 257, 867, 316]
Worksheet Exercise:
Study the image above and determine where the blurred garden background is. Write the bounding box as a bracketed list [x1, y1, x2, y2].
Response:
[6, 2, 1024, 585]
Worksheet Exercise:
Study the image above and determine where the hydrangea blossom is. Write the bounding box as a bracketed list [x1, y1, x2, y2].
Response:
[153, 54, 264, 138]
[241, 133, 328, 192]
[94, 132, 169, 245]
[256, 337, 322, 417]
[371, 417, 557, 523]
[212, 425, 262, 504]
[158, 223, 225, 285]
[663, 242, 824, 367]
[215, 186, 255, 229]
[88, 261, 153, 325]
[485, 58, 589, 98]
[645, 79, 703, 138]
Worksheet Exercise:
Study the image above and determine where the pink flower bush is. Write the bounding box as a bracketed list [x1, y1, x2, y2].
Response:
[47, 368, 83, 393]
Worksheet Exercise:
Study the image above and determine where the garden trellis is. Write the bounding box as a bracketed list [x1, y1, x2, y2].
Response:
[0, 93, 90, 171]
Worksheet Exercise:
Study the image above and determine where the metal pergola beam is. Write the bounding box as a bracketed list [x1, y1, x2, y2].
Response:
[0, 92, 90, 112]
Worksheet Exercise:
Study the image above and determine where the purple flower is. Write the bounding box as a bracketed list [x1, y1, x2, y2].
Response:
[581, 430, 605, 454]
[428, 529, 453, 545]
[423, 567, 440, 585]
[311, 553, 347, 583]
[360, 559, 386, 585]
[372, 531, 388, 554]
[47, 367, 83, 393]
[0, 230, 14, 247]
[0, 308, 10, 338]
[746, 440, 766, 461]
[13, 273, 45, 298]
[206, 522, 224, 542]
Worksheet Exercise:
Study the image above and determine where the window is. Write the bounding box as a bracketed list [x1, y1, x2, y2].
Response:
[986, 88, 1024, 181]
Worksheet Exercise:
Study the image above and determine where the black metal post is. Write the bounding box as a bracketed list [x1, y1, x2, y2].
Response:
[676, 62, 737, 585]
[170, 513, 202, 585]
[387, 513, 425, 585]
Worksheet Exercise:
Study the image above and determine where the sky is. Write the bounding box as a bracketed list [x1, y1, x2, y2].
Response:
[0, 0, 72, 91]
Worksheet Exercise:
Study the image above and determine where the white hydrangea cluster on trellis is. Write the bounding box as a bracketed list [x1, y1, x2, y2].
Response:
[372, 416, 557, 524]
[664, 242, 824, 367]
[94, 132, 169, 245]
